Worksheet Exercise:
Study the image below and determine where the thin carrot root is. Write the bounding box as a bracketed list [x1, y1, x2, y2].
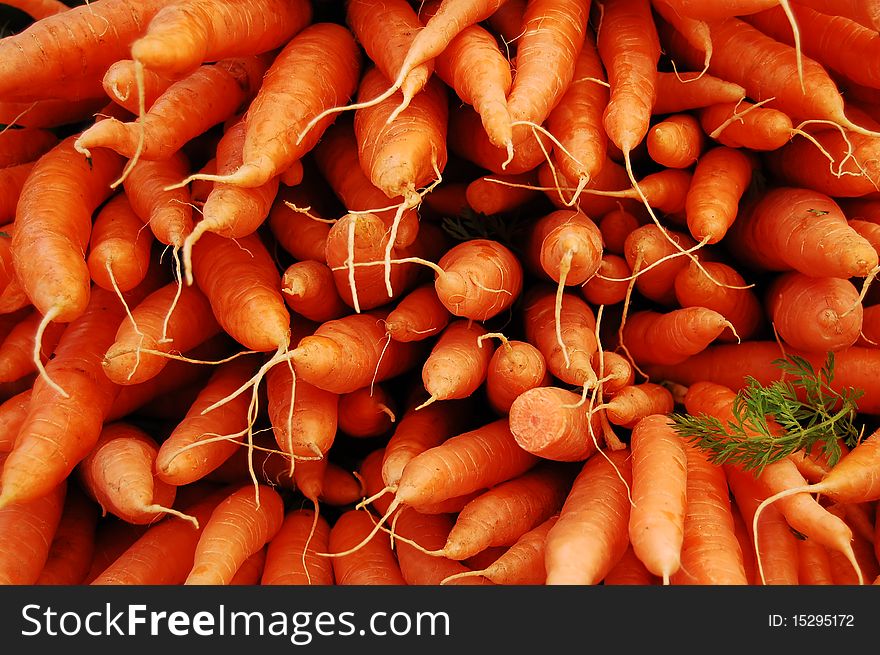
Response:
[414, 395, 438, 411]
[103, 347, 258, 367]
[843, 264, 880, 318]
[554, 249, 574, 369]
[104, 259, 146, 381]
[347, 215, 361, 313]
[142, 504, 200, 529]
[34, 306, 68, 399]
[355, 485, 395, 512]
[302, 497, 320, 586]
[378, 404, 396, 422]
[295, 81, 401, 147]
[160, 247, 184, 343]
[440, 569, 486, 585]
[477, 332, 512, 350]
[317, 497, 402, 559]
[111, 59, 147, 189]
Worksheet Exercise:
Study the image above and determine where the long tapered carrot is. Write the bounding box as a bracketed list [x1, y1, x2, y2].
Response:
[185, 484, 285, 585]
[261, 509, 334, 585]
[651, 71, 747, 115]
[545, 448, 633, 584]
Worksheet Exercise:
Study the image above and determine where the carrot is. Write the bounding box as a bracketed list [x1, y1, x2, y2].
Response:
[581, 254, 632, 306]
[1, 0, 67, 18]
[728, 187, 879, 279]
[185, 484, 285, 585]
[191, 231, 290, 355]
[766, 272, 863, 353]
[730, 501, 758, 585]
[131, 0, 312, 76]
[265, 362, 338, 461]
[646, 114, 705, 169]
[523, 286, 599, 389]
[268, 187, 333, 264]
[281, 260, 350, 324]
[123, 151, 194, 250]
[181, 23, 362, 190]
[0, 477, 66, 585]
[392, 508, 492, 585]
[797, 537, 835, 585]
[626, 414, 687, 584]
[82, 519, 150, 584]
[103, 280, 221, 386]
[353, 68, 448, 291]
[600, 383, 675, 428]
[420, 0, 513, 154]
[323, 212, 427, 313]
[651, 0, 713, 74]
[697, 100, 795, 151]
[544, 448, 633, 584]
[622, 307, 733, 367]
[423, 462, 576, 561]
[0, 0, 168, 99]
[684, 146, 754, 244]
[0, 163, 34, 224]
[545, 28, 608, 189]
[764, 106, 880, 198]
[337, 384, 397, 438]
[0, 278, 159, 509]
[380, 398, 474, 493]
[90, 491, 226, 585]
[484, 335, 551, 415]
[0, 127, 57, 168]
[76, 56, 270, 164]
[287, 310, 422, 396]
[347, 0, 434, 116]
[155, 355, 262, 486]
[87, 193, 154, 295]
[623, 223, 699, 306]
[651, 71, 747, 116]
[0, 310, 65, 384]
[384, 283, 452, 343]
[508, 386, 604, 461]
[603, 544, 660, 585]
[746, 4, 880, 91]
[181, 117, 281, 283]
[0, 389, 31, 452]
[673, 259, 763, 343]
[261, 508, 334, 585]
[670, 441, 748, 585]
[77, 422, 192, 526]
[35, 485, 99, 585]
[419, 319, 492, 408]
[12, 135, 124, 327]
[525, 209, 604, 288]
[442, 516, 558, 585]
[661, 15, 874, 138]
[726, 464, 800, 585]
[794, 0, 880, 32]
[312, 119, 419, 249]
[101, 59, 178, 115]
[465, 171, 541, 216]
[329, 509, 406, 585]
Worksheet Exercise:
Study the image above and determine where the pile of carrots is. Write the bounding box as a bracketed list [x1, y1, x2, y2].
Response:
[2, 0, 880, 587]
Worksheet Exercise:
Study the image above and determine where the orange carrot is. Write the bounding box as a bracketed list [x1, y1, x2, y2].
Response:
[581, 254, 632, 306]
[651, 71, 747, 115]
[384, 283, 452, 343]
[337, 384, 397, 438]
[797, 537, 835, 585]
[684, 146, 754, 244]
[76, 56, 270, 163]
[525, 209, 604, 287]
[766, 272, 863, 353]
[602, 383, 674, 428]
[268, 187, 333, 264]
[0, 477, 66, 585]
[545, 448, 633, 585]
[12, 135, 124, 324]
[795, 0, 880, 32]
[35, 485, 99, 585]
[90, 491, 226, 585]
[646, 113, 705, 169]
[508, 386, 604, 462]
[266, 362, 338, 461]
[485, 336, 551, 415]
[622, 307, 732, 366]
[261, 508, 334, 585]
[673, 259, 763, 343]
[281, 260, 349, 324]
[0, 127, 57, 168]
[103, 280, 221, 386]
[603, 544, 660, 585]
[0, 389, 31, 452]
[329, 509, 406, 585]
[0, 163, 34, 224]
[419, 319, 492, 408]
[628, 415, 688, 583]
[77, 422, 188, 526]
[728, 187, 879, 279]
[697, 100, 795, 151]
[87, 193, 154, 295]
[123, 151, 194, 249]
[155, 355, 262, 486]
[185, 484, 285, 585]
[0, 310, 65, 384]
[623, 223, 699, 306]
[465, 171, 541, 216]
[131, 0, 312, 76]
[670, 442, 748, 585]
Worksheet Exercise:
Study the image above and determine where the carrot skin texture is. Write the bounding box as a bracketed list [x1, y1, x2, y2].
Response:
[261, 509, 334, 585]
[35, 485, 99, 585]
[0, 479, 66, 584]
[185, 485, 285, 585]
[545, 449, 633, 585]
[329, 509, 407, 585]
